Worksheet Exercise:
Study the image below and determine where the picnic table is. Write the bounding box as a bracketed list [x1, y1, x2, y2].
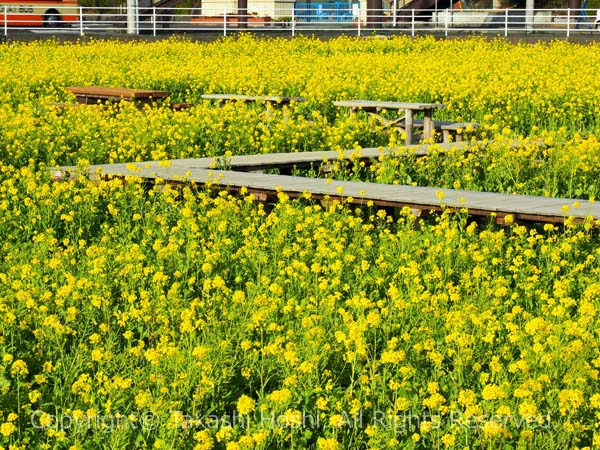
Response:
[334, 100, 446, 145]
[65, 86, 170, 106]
[201, 93, 306, 107]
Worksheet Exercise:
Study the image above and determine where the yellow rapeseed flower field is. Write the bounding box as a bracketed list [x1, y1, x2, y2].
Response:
[1, 35, 600, 449]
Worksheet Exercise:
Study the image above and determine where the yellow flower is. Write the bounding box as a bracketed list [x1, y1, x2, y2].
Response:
[267, 388, 292, 404]
[28, 390, 42, 404]
[558, 389, 584, 416]
[441, 433, 456, 448]
[395, 397, 410, 411]
[10, 360, 28, 377]
[518, 400, 538, 418]
[193, 429, 214, 450]
[381, 349, 406, 364]
[280, 409, 303, 427]
[135, 390, 153, 409]
[238, 435, 253, 448]
[317, 437, 339, 450]
[236, 395, 256, 416]
[590, 393, 600, 409]
[0, 422, 17, 437]
[215, 426, 233, 443]
[481, 420, 508, 438]
[252, 430, 267, 446]
[482, 384, 507, 401]
[328, 414, 345, 428]
[91, 349, 103, 362]
[39, 413, 54, 428]
[458, 389, 477, 407]
[316, 397, 328, 411]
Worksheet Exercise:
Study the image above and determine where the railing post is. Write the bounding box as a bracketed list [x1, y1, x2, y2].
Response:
[525, 0, 534, 33]
[127, 0, 137, 34]
[567, 8, 570, 38]
[357, 6, 361, 36]
[504, 8, 508, 36]
[224, 9, 227, 36]
[291, 9, 295, 37]
[411, 7, 414, 36]
[392, 0, 397, 27]
[4, 5, 7, 36]
[79, 6, 84, 35]
[152, 7, 156, 36]
[444, 8, 448, 36]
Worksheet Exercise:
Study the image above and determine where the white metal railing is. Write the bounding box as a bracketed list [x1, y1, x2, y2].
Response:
[1, 5, 599, 37]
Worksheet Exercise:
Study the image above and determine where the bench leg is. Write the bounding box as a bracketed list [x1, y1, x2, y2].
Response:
[404, 109, 413, 146]
[423, 110, 434, 141]
[442, 130, 451, 143]
[442, 130, 464, 143]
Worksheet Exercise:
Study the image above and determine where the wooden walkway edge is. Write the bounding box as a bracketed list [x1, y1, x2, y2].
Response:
[51, 140, 599, 224]
[53, 141, 471, 177]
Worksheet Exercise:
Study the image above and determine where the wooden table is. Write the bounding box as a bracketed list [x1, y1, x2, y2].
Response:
[334, 100, 446, 145]
[201, 93, 306, 107]
[65, 86, 170, 106]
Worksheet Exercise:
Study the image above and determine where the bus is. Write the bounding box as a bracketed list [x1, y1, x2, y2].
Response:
[0, 0, 79, 27]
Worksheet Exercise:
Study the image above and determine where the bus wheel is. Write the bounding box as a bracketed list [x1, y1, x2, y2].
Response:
[43, 13, 62, 28]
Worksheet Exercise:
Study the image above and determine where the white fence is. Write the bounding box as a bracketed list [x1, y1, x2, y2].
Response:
[2, 5, 599, 37]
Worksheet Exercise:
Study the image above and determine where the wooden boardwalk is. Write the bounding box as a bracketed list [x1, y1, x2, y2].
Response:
[51, 141, 600, 224]
[57, 139, 534, 175]
[53, 142, 457, 176]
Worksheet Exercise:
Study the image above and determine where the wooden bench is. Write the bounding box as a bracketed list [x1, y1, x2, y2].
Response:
[406, 119, 480, 143]
[334, 100, 478, 144]
[170, 102, 195, 111]
[65, 86, 170, 107]
[201, 93, 306, 107]
[439, 122, 480, 143]
[334, 100, 446, 145]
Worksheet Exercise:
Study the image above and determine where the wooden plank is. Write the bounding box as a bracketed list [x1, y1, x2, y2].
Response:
[397, 119, 480, 129]
[201, 93, 306, 104]
[53, 139, 593, 224]
[50, 139, 510, 180]
[171, 102, 195, 111]
[441, 122, 481, 130]
[62, 159, 600, 222]
[65, 86, 169, 100]
[219, 142, 468, 170]
[53, 141, 469, 179]
[334, 100, 446, 111]
[191, 171, 600, 221]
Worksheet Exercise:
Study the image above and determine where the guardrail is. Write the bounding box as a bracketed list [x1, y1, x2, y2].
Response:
[2, 5, 598, 37]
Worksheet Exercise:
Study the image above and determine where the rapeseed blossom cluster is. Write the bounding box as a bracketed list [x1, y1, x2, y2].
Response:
[331, 134, 600, 199]
[1, 36, 600, 449]
[1, 169, 599, 449]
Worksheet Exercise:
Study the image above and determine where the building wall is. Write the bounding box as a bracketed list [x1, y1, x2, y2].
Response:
[200, 0, 294, 17]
